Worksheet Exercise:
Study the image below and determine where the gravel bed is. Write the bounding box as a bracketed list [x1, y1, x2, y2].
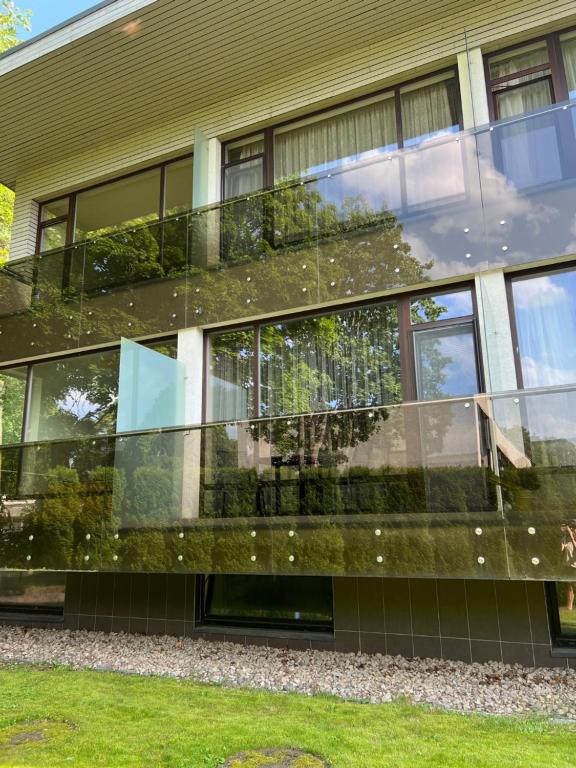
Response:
[0, 625, 575, 719]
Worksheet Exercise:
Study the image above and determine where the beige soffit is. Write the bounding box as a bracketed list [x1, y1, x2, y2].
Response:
[1, 0, 575, 189]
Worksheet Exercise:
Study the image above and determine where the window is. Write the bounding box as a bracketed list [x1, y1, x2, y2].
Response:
[222, 70, 460, 197]
[37, 156, 193, 253]
[486, 29, 576, 120]
[9, 339, 179, 443]
[205, 287, 480, 420]
[510, 267, 576, 388]
[201, 574, 333, 632]
[0, 572, 65, 620]
[547, 581, 576, 647]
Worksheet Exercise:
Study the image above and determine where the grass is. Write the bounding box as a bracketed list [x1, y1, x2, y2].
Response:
[0, 664, 574, 767]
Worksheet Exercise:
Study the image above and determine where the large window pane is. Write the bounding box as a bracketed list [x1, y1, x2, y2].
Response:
[400, 74, 459, 146]
[74, 168, 161, 241]
[206, 329, 255, 422]
[274, 95, 397, 179]
[0, 366, 27, 444]
[511, 270, 576, 388]
[488, 43, 554, 119]
[495, 80, 553, 120]
[164, 157, 193, 216]
[260, 303, 401, 417]
[25, 350, 121, 441]
[224, 159, 263, 199]
[203, 574, 333, 630]
[488, 42, 549, 80]
[413, 324, 479, 400]
[39, 221, 67, 252]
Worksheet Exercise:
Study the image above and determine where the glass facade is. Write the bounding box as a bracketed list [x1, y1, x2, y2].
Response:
[0, 572, 65, 617]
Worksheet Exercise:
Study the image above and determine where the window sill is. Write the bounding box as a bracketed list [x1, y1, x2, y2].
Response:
[197, 624, 334, 642]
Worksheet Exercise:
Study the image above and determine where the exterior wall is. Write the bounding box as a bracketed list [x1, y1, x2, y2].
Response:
[8, 0, 576, 259]
[62, 573, 575, 668]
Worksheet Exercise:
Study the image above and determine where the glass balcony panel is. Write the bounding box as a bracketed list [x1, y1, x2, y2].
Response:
[11, 393, 576, 577]
[79, 217, 188, 345]
[475, 103, 576, 268]
[491, 388, 576, 580]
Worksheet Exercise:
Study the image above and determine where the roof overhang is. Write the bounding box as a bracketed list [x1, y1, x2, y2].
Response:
[0, 0, 560, 191]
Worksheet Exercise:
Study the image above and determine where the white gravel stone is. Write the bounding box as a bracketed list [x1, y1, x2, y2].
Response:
[0, 625, 574, 719]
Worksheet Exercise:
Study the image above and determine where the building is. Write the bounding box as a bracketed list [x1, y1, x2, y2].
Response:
[0, 0, 575, 668]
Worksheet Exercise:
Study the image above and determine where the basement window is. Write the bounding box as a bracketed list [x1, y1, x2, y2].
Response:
[547, 581, 576, 648]
[0, 572, 65, 621]
[200, 574, 333, 632]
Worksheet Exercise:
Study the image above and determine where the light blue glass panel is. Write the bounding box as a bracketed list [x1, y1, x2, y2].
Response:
[117, 338, 185, 431]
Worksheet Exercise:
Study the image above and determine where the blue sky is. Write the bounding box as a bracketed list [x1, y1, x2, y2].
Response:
[19, 1, 100, 40]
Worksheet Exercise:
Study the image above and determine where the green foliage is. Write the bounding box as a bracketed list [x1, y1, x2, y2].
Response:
[0, 1, 31, 261]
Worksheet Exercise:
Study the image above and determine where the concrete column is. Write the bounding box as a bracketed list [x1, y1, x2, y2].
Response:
[192, 130, 222, 267]
[457, 47, 490, 129]
[475, 270, 517, 394]
[178, 327, 204, 518]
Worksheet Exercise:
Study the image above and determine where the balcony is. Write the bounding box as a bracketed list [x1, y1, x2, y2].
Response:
[1, 102, 576, 365]
[0, 387, 574, 580]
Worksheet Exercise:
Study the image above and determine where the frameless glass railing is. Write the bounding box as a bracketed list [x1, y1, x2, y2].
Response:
[0, 388, 574, 580]
[2, 101, 576, 364]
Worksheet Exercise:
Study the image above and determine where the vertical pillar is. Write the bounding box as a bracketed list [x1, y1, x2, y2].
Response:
[8, 193, 39, 260]
[457, 47, 490, 129]
[192, 129, 222, 267]
[475, 271, 517, 394]
[178, 327, 204, 519]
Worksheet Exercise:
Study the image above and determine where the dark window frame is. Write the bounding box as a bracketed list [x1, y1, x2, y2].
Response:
[545, 581, 576, 649]
[0, 333, 178, 449]
[198, 574, 334, 633]
[202, 282, 482, 423]
[35, 154, 193, 255]
[484, 28, 575, 121]
[221, 67, 462, 199]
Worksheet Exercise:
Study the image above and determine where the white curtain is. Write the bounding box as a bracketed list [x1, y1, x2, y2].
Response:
[400, 78, 458, 144]
[561, 36, 576, 99]
[496, 80, 552, 119]
[274, 97, 397, 180]
[259, 305, 401, 417]
[208, 332, 254, 421]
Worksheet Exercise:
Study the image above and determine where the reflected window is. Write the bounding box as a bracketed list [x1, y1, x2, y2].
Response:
[0, 571, 65, 619]
[411, 289, 473, 324]
[488, 43, 553, 119]
[202, 574, 333, 631]
[24, 339, 178, 441]
[400, 73, 460, 146]
[164, 157, 193, 217]
[75, 169, 161, 241]
[561, 32, 576, 100]
[0, 366, 27, 444]
[222, 70, 460, 194]
[511, 269, 576, 388]
[409, 287, 479, 401]
[260, 303, 401, 417]
[548, 581, 576, 646]
[206, 329, 255, 422]
[413, 324, 479, 400]
[274, 95, 398, 179]
[37, 156, 192, 253]
[223, 136, 265, 200]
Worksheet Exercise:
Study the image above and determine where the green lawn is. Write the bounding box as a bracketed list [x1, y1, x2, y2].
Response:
[0, 664, 574, 768]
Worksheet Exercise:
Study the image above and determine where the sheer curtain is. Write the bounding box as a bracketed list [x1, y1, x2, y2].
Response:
[489, 45, 553, 119]
[400, 77, 459, 145]
[274, 97, 397, 180]
[512, 271, 576, 388]
[259, 304, 401, 417]
[561, 34, 576, 99]
[207, 331, 255, 421]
